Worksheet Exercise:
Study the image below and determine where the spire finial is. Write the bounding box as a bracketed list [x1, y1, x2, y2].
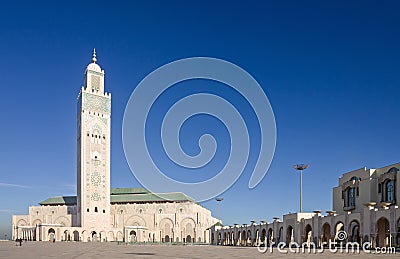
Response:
[92, 48, 97, 63]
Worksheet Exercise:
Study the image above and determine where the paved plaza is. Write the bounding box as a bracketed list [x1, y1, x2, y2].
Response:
[0, 241, 397, 258]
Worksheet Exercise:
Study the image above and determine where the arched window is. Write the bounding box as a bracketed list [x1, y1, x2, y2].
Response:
[348, 188, 355, 207]
[386, 180, 394, 202]
[344, 187, 356, 209]
[343, 176, 360, 209]
[350, 176, 359, 182]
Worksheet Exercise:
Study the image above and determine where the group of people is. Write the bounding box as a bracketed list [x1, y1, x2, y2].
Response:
[15, 238, 23, 246]
[15, 237, 55, 245]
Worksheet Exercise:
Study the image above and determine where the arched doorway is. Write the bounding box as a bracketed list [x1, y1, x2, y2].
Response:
[73, 231, 79, 241]
[321, 223, 331, 245]
[100, 231, 106, 242]
[64, 230, 70, 241]
[182, 221, 194, 243]
[241, 230, 246, 246]
[164, 235, 170, 243]
[161, 221, 173, 243]
[304, 224, 312, 244]
[261, 229, 266, 244]
[278, 227, 283, 243]
[82, 231, 88, 242]
[117, 231, 123, 242]
[376, 217, 390, 247]
[254, 229, 259, 245]
[91, 231, 97, 242]
[286, 225, 294, 245]
[130, 230, 136, 242]
[48, 228, 55, 242]
[108, 231, 114, 242]
[247, 230, 251, 246]
[267, 228, 273, 246]
[334, 222, 344, 241]
[349, 220, 360, 244]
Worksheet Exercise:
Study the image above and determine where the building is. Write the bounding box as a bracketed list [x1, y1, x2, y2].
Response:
[212, 163, 400, 248]
[12, 50, 218, 243]
[333, 164, 398, 215]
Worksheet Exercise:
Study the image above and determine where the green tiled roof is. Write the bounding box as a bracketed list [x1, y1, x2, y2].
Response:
[110, 187, 149, 195]
[212, 221, 223, 227]
[111, 192, 194, 203]
[39, 196, 77, 206]
[206, 221, 223, 230]
[39, 188, 194, 206]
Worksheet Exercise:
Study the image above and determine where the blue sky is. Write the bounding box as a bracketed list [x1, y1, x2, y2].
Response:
[1, 1, 400, 239]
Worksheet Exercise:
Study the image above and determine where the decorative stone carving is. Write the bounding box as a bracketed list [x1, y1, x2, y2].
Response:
[82, 92, 111, 114]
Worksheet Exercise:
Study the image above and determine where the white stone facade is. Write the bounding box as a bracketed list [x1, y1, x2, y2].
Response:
[212, 163, 400, 248]
[12, 198, 215, 243]
[12, 51, 218, 243]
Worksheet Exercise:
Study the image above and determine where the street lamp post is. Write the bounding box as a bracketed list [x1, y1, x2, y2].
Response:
[215, 197, 224, 224]
[293, 164, 309, 213]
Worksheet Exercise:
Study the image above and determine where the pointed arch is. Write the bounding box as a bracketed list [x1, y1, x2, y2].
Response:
[54, 216, 70, 227]
[322, 223, 331, 244]
[16, 219, 27, 226]
[125, 215, 146, 227]
[348, 220, 360, 244]
[376, 217, 390, 247]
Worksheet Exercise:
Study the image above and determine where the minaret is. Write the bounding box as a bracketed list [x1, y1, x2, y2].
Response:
[77, 49, 111, 229]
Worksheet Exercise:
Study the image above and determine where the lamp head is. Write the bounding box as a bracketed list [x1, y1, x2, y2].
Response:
[293, 164, 309, 170]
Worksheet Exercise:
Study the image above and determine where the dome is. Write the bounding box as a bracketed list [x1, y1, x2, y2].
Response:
[86, 62, 102, 72]
[85, 48, 103, 73]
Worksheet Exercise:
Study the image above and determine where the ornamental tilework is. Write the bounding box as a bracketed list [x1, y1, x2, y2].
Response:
[82, 92, 111, 114]
[99, 117, 108, 126]
[91, 172, 101, 186]
[91, 192, 101, 201]
[92, 123, 102, 133]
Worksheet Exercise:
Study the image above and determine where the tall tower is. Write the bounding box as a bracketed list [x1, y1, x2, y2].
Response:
[77, 50, 111, 228]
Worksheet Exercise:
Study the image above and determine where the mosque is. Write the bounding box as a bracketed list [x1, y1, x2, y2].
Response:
[11, 51, 218, 243]
[12, 51, 400, 248]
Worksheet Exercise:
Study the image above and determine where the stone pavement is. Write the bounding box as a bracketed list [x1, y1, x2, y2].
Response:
[0, 241, 397, 258]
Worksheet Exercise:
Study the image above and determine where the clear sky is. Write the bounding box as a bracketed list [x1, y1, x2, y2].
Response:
[1, 1, 400, 239]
